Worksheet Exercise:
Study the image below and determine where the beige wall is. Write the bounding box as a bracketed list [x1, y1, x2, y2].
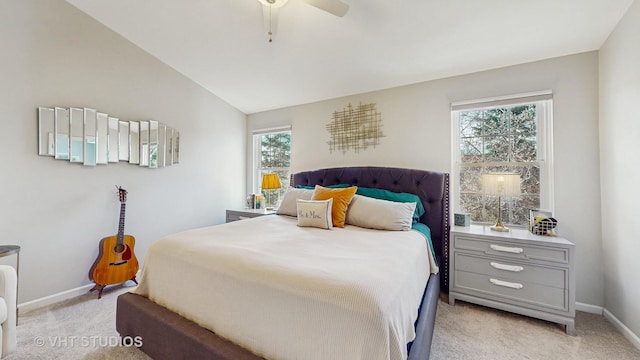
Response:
[599, 0, 640, 341]
[0, 0, 246, 304]
[248, 52, 604, 308]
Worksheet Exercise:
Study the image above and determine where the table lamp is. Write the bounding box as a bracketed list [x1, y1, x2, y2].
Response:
[261, 173, 281, 210]
[482, 172, 521, 232]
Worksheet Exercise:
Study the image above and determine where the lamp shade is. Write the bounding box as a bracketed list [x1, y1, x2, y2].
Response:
[261, 173, 281, 191]
[482, 172, 521, 197]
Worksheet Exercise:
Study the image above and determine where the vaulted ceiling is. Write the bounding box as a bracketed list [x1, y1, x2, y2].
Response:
[66, 0, 634, 114]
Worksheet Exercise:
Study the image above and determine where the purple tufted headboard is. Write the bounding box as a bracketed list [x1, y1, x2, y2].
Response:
[292, 166, 450, 290]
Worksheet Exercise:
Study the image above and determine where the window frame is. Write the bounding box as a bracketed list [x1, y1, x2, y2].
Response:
[450, 91, 554, 227]
[252, 126, 292, 195]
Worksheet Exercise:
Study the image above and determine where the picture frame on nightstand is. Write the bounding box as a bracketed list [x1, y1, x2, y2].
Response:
[529, 209, 556, 236]
[454, 213, 471, 227]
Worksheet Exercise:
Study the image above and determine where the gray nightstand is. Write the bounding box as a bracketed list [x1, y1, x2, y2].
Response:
[226, 208, 276, 223]
[449, 225, 576, 335]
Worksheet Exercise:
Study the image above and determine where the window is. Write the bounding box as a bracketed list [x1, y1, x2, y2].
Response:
[253, 127, 291, 202]
[451, 92, 553, 227]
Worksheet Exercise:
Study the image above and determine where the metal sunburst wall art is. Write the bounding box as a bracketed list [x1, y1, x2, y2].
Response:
[326, 102, 384, 153]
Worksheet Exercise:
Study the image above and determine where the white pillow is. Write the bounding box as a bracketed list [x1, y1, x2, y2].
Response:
[346, 195, 416, 231]
[276, 188, 314, 216]
[296, 199, 333, 230]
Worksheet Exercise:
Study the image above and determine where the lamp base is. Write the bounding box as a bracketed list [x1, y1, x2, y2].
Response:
[490, 225, 510, 232]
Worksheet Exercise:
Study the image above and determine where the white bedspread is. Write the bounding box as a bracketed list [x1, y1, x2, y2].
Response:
[132, 215, 434, 360]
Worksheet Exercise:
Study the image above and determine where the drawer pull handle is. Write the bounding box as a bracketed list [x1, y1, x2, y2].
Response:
[490, 262, 524, 272]
[238, 216, 250, 220]
[490, 244, 524, 254]
[490, 278, 523, 289]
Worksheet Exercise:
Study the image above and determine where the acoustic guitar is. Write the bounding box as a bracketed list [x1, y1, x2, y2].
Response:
[89, 186, 139, 298]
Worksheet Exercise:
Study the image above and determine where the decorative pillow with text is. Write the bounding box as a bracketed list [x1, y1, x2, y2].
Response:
[296, 199, 333, 230]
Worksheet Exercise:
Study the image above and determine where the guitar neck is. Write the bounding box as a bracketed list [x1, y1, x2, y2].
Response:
[117, 202, 126, 244]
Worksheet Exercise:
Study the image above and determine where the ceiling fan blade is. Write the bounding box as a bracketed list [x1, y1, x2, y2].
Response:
[303, 0, 349, 17]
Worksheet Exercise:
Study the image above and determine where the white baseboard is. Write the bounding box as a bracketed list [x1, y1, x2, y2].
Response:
[575, 302, 603, 315]
[18, 270, 142, 313]
[17, 283, 95, 313]
[604, 308, 640, 350]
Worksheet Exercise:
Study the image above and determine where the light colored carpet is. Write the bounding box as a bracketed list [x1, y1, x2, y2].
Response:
[7, 284, 149, 360]
[431, 294, 640, 360]
[7, 288, 640, 359]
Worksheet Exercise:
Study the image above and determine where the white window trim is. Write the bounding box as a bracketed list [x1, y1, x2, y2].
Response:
[450, 91, 554, 225]
[252, 126, 291, 193]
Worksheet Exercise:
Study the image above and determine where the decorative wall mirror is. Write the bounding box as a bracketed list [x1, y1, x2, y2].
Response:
[139, 120, 149, 167]
[129, 121, 140, 164]
[96, 112, 109, 165]
[83, 108, 97, 166]
[108, 117, 119, 163]
[118, 120, 130, 162]
[38, 107, 55, 156]
[69, 108, 83, 162]
[56, 107, 71, 160]
[38, 106, 179, 169]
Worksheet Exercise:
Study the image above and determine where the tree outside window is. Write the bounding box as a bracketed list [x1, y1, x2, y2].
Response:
[453, 96, 552, 227]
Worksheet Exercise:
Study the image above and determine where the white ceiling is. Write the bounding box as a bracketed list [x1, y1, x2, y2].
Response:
[66, 0, 633, 114]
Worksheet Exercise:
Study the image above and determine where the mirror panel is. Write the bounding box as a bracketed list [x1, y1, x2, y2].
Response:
[83, 108, 97, 166]
[165, 127, 173, 166]
[149, 120, 159, 168]
[157, 123, 166, 168]
[129, 121, 140, 164]
[38, 107, 55, 156]
[96, 112, 109, 164]
[139, 120, 149, 167]
[172, 130, 180, 164]
[118, 121, 130, 161]
[69, 108, 83, 162]
[54, 107, 70, 160]
[108, 117, 119, 162]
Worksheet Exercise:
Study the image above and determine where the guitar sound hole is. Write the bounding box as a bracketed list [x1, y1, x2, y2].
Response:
[114, 244, 125, 253]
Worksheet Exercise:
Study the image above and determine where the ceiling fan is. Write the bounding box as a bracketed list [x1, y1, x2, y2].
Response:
[257, 0, 349, 42]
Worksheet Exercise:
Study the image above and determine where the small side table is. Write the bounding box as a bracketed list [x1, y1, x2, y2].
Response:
[226, 208, 276, 223]
[0, 245, 20, 324]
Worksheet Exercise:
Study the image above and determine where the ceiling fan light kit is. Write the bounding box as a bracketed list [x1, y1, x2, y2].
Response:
[257, 0, 289, 8]
[257, 0, 349, 42]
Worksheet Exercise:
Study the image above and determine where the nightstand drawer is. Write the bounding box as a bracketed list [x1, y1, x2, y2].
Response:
[454, 253, 567, 289]
[454, 270, 568, 311]
[454, 235, 569, 264]
[226, 212, 260, 222]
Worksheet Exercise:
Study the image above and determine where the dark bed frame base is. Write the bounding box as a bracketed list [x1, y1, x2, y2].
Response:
[116, 167, 449, 360]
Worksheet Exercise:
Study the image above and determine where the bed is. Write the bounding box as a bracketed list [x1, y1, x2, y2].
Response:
[116, 166, 450, 360]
